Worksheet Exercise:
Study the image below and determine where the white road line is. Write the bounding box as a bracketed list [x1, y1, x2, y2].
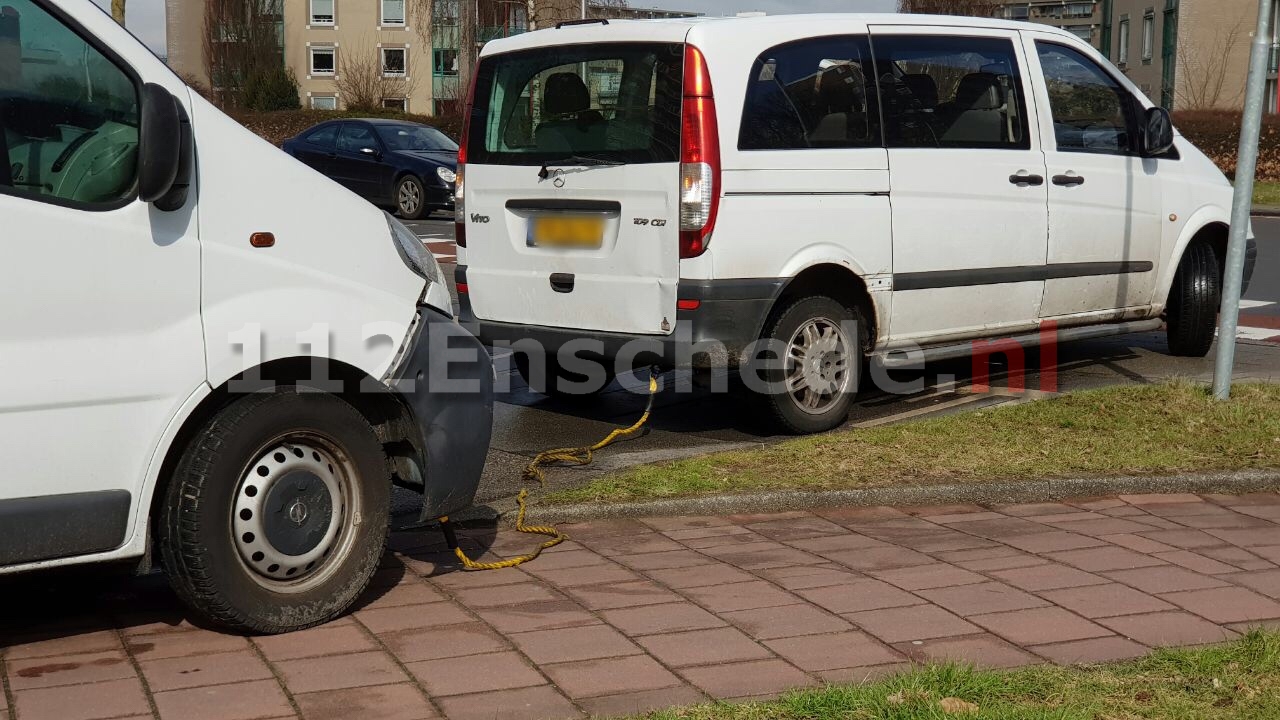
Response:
[1240, 299, 1275, 310]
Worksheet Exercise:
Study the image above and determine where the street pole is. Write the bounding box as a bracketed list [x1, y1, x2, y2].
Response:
[1213, 0, 1275, 400]
[581, 0, 587, 19]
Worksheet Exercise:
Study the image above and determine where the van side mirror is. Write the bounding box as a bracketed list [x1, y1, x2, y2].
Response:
[1142, 106, 1174, 157]
[139, 83, 194, 209]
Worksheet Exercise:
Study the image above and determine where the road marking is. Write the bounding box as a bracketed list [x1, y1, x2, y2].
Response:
[1240, 300, 1275, 310]
[853, 394, 988, 428]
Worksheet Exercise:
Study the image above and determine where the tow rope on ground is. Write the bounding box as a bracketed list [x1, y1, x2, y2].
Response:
[438, 367, 660, 571]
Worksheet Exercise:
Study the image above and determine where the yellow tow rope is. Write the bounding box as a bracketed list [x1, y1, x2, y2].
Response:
[439, 367, 660, 570]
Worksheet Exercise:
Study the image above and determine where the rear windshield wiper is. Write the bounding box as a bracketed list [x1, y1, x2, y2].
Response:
[538, 155, 624, 179]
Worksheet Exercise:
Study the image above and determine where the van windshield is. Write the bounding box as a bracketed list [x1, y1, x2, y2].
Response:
[468, 42, 684, 166]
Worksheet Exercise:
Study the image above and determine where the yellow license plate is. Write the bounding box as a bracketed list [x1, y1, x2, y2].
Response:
[529, 215, 604, 248]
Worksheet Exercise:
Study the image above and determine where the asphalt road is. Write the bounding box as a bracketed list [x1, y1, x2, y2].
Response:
[394, 216, 1280, 519]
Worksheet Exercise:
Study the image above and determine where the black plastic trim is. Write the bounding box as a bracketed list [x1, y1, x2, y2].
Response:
[0, 490, 131, 566]
[895, 261, 1154, 291]
[505, 199, 622, 213]
[388, 306, 494, 521]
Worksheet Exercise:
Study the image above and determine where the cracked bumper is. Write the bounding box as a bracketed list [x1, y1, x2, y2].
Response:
[390, 306, 494, 521]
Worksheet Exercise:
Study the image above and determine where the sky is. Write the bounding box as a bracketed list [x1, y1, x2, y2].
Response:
[89, 0, 899, 56]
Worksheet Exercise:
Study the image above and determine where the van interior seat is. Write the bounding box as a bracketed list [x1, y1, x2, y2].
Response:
[901, 73, 939, 110]
[940, 72, 1006, 145]
[535, 72, 607, 153]
[808, 65, 869, 146]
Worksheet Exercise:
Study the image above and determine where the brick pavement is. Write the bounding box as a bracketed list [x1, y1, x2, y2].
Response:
[4, 491, 1280, 720]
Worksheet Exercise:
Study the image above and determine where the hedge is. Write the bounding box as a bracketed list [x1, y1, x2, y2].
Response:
[229, 108, 465, 146]
[224, 108, 1277, 182]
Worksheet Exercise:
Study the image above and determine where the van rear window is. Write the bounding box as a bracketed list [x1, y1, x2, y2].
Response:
[467, 42, 684, 166]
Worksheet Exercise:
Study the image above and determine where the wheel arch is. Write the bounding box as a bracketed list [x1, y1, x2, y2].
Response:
[144, 357, 417, 564]
[772, 263, 879, 352]
[1158, 216, 1230, 310]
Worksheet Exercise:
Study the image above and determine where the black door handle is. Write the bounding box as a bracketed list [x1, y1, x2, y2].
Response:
[1053, 174, 1086, 186]
[549, 273, 575, 294]
[1009, 173, 1044, 186]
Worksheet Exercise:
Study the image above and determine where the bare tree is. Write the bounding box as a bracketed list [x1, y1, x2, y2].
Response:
[111, 0, 125, 24]
[333, 39, 420, 111]
[203, 0, 297, 109]
[899, 0, 1001, 16]
[1176, 17, 1247, 110]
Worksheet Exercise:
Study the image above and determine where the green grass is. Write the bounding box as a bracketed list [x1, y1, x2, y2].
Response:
[544, 381, 1280, 505]
[644, 630, 1280, 720]
[1253, 181, 1280, 207]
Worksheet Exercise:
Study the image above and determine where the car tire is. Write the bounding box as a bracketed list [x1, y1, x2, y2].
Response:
[1166, 240, 1221, 358]
[395, 175, 429, 220]
[514, 352, 615, 398]
[750, 295, 864, 435]
[158, 386, 390, 634]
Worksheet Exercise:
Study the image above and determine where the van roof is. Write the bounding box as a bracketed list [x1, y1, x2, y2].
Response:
[479, 13, 1083, 56]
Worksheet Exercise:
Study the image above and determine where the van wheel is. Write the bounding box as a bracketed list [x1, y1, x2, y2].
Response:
[752, 296, 862, 435]
[514, 353, 615, 398]
[1166, 241, 1221, 358]
[159, 387, 389, 634]
[396, 175, 429, 220]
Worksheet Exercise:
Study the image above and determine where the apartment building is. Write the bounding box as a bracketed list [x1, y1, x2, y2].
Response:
[168, 1, 697, 115]
[994, 0, 1280, 112]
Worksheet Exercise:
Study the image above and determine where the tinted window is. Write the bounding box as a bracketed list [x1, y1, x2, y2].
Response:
[1036, 42, 1136, 154]
[305, 124, 338, 147]
[469, 42, 683, 165]
[1, 0, 139, 207]
[875, 35, 1030, 150]
[337, 123, 377, 153]
[740, 36, 880, 150]
[377, 124, 458, 152]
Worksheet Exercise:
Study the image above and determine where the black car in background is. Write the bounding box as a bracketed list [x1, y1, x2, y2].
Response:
[283, 119, 458, 220]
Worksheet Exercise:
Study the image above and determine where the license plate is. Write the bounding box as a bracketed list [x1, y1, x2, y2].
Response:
[528, 215, 604, 248]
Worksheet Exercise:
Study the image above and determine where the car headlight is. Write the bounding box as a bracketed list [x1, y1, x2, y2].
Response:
[386, 212, 441, 285]
[436, 166, 457, 184]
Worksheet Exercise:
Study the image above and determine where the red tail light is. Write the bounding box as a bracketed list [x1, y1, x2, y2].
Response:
[455, 67, 480, 248]
[679, 44, 719, 259]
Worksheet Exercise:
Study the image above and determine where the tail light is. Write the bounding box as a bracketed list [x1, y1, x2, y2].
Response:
[679, 44, 719, 259]
[455, 67, 480, 248]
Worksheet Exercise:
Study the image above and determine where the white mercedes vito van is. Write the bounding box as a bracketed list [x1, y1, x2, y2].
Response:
[1, 0, 493, 633]
[456, 13, 1255, 434]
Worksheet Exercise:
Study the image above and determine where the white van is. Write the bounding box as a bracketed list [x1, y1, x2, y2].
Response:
[1, 0, 493, 633]
[457, 13, 1256, 434]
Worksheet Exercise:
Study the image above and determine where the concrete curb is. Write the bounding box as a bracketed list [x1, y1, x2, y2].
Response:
[519, 468, 1280, 524]
[1253, 206, 1280, 217]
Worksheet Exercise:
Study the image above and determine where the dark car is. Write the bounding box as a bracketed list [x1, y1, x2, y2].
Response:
[283, 119, 458, 220]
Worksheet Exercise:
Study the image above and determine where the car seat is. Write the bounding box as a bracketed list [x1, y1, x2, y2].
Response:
[941, 72, 1006, 146]
[535, 72, 607, 153]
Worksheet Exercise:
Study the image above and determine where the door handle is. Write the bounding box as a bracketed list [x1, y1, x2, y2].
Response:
[1009, 173, 1044, 187]
[1053, 174, 1086, 187]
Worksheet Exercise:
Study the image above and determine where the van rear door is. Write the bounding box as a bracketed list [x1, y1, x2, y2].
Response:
[462, 41, 685, 336]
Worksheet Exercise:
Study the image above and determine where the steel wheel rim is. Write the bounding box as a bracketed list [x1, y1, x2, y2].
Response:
[232, 432, 360, 593]
[784, 316, 852, 415]
[398, 180, 421, 215]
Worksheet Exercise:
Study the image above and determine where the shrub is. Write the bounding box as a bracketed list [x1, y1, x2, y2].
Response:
[241, 67, 301, 112]
[1173, 110, 1280, 182]
[229, 108, 465, 145]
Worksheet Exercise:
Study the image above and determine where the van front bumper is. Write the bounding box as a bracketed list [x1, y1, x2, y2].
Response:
[456, 268, 785, 368]
[389, 306, 494, 520]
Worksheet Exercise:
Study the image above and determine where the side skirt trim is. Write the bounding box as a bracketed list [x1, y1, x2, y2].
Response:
[0, 490, 131, 566]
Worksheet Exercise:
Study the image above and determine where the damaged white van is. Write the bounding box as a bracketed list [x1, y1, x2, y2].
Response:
[457, 13, 1254, 434]
[1, 0, 492, 633]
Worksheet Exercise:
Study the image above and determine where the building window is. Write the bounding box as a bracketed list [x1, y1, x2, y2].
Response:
[311, 95, 338, 110]
[311, 45, 336, 76]
[383, 98, 408, 111]
[1118, 16, 1130, 64]
[1142, 10, 1155, 63]
[1067, 26, 1093, 42]
[382, 0, 406, 26]
[382, 47, 407, 77]
[434, 48, 459, 76]
[1006, 4, 1029, 19]
[310, 0, 334, 25]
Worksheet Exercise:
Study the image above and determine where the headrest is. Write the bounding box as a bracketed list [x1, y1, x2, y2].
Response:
[817, 65, 863, 112]
[901, 73, 939, 109]
[954, 72, 1003, 111]
[544, 72, 591, 116]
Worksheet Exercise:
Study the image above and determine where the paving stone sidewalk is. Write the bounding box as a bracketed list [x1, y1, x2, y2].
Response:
[6, 492, 1280, 720]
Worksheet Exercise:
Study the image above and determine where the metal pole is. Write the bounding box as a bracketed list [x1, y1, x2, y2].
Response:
[581, 0, 587, 19]
[1213, 0, 1275, 400]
